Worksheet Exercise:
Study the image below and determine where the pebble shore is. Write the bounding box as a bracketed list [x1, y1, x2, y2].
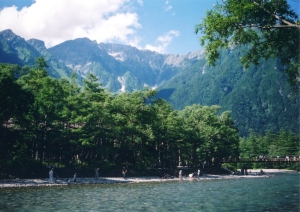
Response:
[0, 173, 276, 188]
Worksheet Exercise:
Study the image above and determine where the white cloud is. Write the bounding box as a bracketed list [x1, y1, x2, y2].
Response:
[165, 5, 172, 11]
[145, 30, 179, 53]
[164, 0, 172, 11]
[0, 0, 141, 48]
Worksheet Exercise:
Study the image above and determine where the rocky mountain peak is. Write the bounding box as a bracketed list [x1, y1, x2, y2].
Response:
[186, 50, 205, 60]
[26, 39, 47, 53]
[0, 29, 25, 45]
[0, 29, 17, 40]
[47, 37, 105, 65]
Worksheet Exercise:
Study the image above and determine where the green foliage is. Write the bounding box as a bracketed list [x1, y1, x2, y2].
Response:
[34, 56, 48, 69]
[0, 64, 29, 124]
[1, 61, 297, 171]
[0, 62, 240, 170]
[239, 131, 300, 158]
[179, 104, 239, 167]
[195, 0, 300, 86]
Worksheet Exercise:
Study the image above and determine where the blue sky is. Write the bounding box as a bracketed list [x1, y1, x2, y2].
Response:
[0, 0, 298, 55]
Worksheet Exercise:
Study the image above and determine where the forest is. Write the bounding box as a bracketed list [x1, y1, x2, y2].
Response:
[0, 60, 299, 173]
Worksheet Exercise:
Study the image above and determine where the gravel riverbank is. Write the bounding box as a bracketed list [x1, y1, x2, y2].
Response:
[1, 169, 291, 188]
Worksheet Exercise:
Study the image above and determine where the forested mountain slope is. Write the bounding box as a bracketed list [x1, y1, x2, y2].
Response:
[157, 49, 299, 136]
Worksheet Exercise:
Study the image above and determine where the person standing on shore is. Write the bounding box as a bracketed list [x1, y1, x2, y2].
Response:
[49, 168, 53, 183]
[179, 170, 182, 180]
[189, 172, 195, 178]
[122, 167, 127, 178]
[73, 173, 77, 182]
[95, 168, 99, 180]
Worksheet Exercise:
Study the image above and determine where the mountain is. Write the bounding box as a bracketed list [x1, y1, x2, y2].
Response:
[0, 29, 298, 137]
[158, 48, 299, 136]
[98, 43, 203, 86]
[0, 29, 80, 80]
[26, 38, 81, 81]
[47, 39, 203, 92]
[0, 29, 203, 92]
[0, 29, 40, 66]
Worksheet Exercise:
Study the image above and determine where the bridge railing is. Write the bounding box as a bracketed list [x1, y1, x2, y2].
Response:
[222, 157, 300, 163]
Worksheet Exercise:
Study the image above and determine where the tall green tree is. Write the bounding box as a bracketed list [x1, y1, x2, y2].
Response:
[110, 89, 157, 168]
[179, 105, 239, 167]
[195, 0, 300, 86]
[0, 64, 31, 126]
[179, 104, 206, 167]
[18, 62, 63, 162]
[152, 99, 184, 168]
[0, 64, 33, 168]
[76, 74, 109, 166]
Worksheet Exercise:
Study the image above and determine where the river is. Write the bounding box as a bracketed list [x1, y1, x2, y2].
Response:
[0, 172, 299, 211]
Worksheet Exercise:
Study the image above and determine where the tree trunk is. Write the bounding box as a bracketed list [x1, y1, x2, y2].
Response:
[42, 114, 47, 162]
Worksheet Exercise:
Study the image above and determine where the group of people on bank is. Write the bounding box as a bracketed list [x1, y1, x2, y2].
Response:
[178, 169, 202, 179]
[187, 169, 202, 179]
[48, 168, 77, 183]
[49, 167, 127, 183]
[48, 163, 204, 183]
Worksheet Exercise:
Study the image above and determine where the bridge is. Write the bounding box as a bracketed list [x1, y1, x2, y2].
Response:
[222, 157, 300, 163]
[220, 157, 299, 169]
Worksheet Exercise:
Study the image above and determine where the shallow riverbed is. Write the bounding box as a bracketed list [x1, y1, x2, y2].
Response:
[0, 172, 299, 211]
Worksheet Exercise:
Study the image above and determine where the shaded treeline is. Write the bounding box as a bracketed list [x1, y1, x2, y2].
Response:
[0, 61, 240, 170]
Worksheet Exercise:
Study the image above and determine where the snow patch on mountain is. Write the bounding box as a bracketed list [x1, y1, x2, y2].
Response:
[108, 52, 125, 61]
[151, 84, 158, 90]
[66, 62, 92, 75]
[117, 76, 126, 92]
[202, 66, 206, 74]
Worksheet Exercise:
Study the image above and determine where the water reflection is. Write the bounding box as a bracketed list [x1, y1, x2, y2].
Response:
[0, 173, 299, 211]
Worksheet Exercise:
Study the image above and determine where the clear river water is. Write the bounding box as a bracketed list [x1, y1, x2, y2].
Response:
[0, 172, 299, 212]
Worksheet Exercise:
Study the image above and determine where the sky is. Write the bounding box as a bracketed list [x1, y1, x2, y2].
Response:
[0, 0, 216, 55]
[0, 0, 299, 55]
